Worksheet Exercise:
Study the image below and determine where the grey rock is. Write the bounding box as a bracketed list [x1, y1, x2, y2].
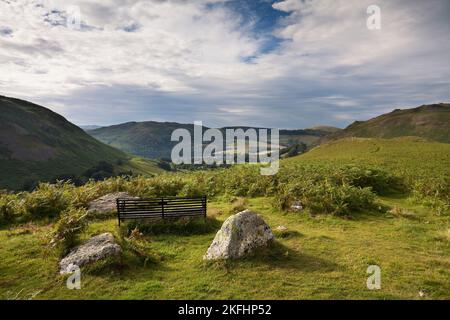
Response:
[87, 192, 138, 214]
[290, 201, 303, 212]
[204, 210, 274, 260]
[59, 233, 121, 274]
[275, 225, 288, 232]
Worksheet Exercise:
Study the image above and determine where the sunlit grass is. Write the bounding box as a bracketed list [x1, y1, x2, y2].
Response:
[0, 138, 448, 299]
[0, 197, 448, 300]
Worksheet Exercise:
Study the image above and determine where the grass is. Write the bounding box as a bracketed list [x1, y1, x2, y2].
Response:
[119, 157, 165, 177]
[0, 137, 448, 299]
[0, 196, 448, 300]
[290, 137, 450, 214]
[326, 103, 450, 143]
[289, 137, 450, 176]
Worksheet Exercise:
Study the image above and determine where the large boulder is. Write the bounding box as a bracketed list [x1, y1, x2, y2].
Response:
[87, 192, 138, 214]
[204, 210, 274, 260]
[59, 233, 121, 274]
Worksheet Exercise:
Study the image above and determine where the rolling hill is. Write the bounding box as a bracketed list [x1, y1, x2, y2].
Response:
[87, 121, 340, 159]
[80, 125, 103, 131]
[289, 136, 450, 177]
[87, 121, 195, 159]
[0, 96, 162, 190]
[326, 103, 450, 143]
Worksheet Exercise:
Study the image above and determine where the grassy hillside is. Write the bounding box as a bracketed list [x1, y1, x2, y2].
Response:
[290, 137, 450, 180]
[0, 137, 448, 299]
[0, 96, 162, 190]
[1, 196, 448, 300]
[88, 121, 195, 159]
[80, 125, 103, 131]
[119, 157, 165, 177]
[279, 127, 341, 147]
[326, 103, 450, 143]
[88, 121, 340, 159]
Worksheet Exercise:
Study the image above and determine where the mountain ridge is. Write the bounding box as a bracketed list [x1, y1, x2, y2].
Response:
[0, 96, 161, 190]
[87, 121, 341, 159]
[325, 103, 450, 143]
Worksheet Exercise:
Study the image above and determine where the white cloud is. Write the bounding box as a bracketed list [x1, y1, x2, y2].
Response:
[0, 0, 449, 128]
[0, 0, 261, 95]
[272, 0, 302, 13]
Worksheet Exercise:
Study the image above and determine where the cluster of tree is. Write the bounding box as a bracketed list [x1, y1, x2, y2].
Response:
[156, 158, 231, 172]
[280, 143, 307, 158]
[172, 162, 232, 171]
[156, 158, 173, 171]
[81, 161, 133, 182]
[83, 161, 115, 181]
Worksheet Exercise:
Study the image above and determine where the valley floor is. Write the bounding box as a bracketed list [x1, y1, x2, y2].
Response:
[0, 196, 449, 300]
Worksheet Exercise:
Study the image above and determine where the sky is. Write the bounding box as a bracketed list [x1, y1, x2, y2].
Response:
[1, 0, 450, 129]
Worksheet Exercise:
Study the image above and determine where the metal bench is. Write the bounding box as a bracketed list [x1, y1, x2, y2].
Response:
[116, 196, 207, 226]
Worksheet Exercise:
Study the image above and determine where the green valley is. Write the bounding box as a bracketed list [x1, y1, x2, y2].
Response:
[87, 121, 340, 159]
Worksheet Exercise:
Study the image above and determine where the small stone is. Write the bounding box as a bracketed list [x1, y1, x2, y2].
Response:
[290, 201, 303, 212]
[275, 225, 288, 232]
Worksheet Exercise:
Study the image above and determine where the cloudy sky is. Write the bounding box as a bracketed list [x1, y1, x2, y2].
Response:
[1, 0, 449, 128]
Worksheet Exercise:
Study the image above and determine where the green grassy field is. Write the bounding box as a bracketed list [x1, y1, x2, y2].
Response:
[0, 138, 449, 300]
[326, 103, 450, 143]
[0, 196, 448, 300]
[118, 157, 165, 176]
[291, 137, 450, 178]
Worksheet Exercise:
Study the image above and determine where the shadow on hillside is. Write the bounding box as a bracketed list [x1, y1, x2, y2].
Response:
[83, 254, 175, 278]
[120, 216, 222, 236]
[0, 219, 53, 232]
[233, 241, 338, 273]
[341, 205, 393, 222]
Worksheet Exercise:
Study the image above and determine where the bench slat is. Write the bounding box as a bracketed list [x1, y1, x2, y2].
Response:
[117, 196, 206, 225]
[118, 202, 203, 206]
[119, 213, 205, 219]
[120, 206, 202, 211]
[119, 208, 204, 215]
[120, 202, 204, 207]
[124, 196, 202, 200]
[117, 213, 204, 220]
[119, 209, 204, 214]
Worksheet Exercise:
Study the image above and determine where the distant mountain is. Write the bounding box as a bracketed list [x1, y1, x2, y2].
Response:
[87, 121, 340, 159]
[80, 125, 103, 131]
[0, 96, 162, 190]
[279, 127, 341, 147]
[326, 103, 450, 143]
[308, 126, 342, 134]
[87, 121, 194, 159]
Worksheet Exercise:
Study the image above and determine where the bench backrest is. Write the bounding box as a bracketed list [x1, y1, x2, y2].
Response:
[116, 196, 207, 224]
